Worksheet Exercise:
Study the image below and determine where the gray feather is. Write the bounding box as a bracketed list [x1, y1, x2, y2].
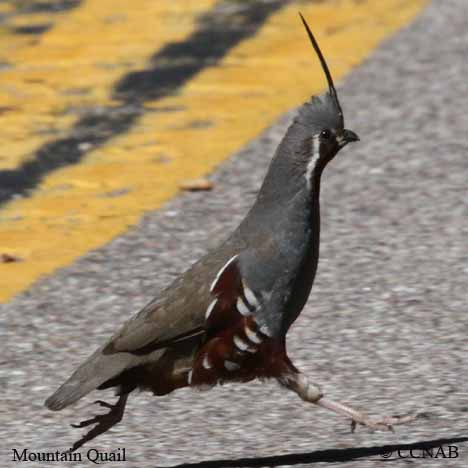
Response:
[45, 347, 139, 411]
[295, 94, 343, 134]
[104, 251, 224, 354]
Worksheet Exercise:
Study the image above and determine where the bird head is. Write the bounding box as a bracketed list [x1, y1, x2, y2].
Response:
[255, 15, 360, 206]
[297, 13, 359, 175]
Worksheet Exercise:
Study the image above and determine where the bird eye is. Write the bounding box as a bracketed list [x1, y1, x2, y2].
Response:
[320, 129, 331, 140]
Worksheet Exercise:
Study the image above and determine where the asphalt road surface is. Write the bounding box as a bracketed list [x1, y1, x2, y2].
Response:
[1, 0, 467, 466]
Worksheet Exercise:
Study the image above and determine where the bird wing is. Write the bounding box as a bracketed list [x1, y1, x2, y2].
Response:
[102, 250, 229, 355]
[45, 247, 284, 410]
[45, 259, 214, 411]
[103, 277, 207, 355]
[103, 236, 287, 356]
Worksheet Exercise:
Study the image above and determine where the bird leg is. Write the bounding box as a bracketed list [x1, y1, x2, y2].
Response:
[69, 393, 128, 452]
[278, 372, 417, 432]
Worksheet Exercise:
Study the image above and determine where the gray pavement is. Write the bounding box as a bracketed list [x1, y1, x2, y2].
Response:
[1, 0, 467, 466]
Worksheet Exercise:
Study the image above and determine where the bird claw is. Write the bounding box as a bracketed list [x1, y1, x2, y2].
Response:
[69, 395, 127, 452]
[93, 399, 115, 409]
[350, 413, 418, 433]
[70, 400, 117, 429]
[70, 411, 110, 430]
[71, 418, 96, 429]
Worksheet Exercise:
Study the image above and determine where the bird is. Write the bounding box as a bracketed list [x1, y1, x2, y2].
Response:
[45, 14, 416, 452]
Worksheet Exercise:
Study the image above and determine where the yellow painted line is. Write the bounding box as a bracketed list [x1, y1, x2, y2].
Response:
[0, 4, 80, 168]
[0, 0, 217, 170]
[0, 5, 45, 59]
[0, 0, 429, 302]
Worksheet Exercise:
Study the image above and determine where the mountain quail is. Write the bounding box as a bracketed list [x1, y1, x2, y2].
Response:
[46, 15, 416, 452]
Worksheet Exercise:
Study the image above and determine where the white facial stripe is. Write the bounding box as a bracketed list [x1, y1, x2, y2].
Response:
[236, 297, 251, 316]
[187, 370, 193, 385]
[210, 254, 239, 293]
[243, 284, 259, 309]
[205, 298, 217, 320]
[244, 325, 262, 344]
[305, 134, 321, 189]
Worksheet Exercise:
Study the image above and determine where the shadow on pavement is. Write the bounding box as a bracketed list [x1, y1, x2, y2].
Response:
[158, 437, 468, 468]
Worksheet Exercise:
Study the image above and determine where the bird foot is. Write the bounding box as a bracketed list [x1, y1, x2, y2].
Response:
[69, 394, 128, 452]
[317, 397, 418, 433]
[350, 412, 418, 433]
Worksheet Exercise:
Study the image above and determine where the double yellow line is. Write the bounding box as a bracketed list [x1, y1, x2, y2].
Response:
[0, 0, 428, 302]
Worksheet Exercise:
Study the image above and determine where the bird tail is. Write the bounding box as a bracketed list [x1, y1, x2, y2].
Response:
[45, 347, 136, 411]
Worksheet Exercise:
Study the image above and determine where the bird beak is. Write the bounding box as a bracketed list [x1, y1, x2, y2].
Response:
[342, 129, 360, 144]
[336, 129, 359, 148]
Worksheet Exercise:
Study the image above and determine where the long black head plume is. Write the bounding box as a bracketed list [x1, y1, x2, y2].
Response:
[299, 12, 344, 127]
[251, 14, 359, 206]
